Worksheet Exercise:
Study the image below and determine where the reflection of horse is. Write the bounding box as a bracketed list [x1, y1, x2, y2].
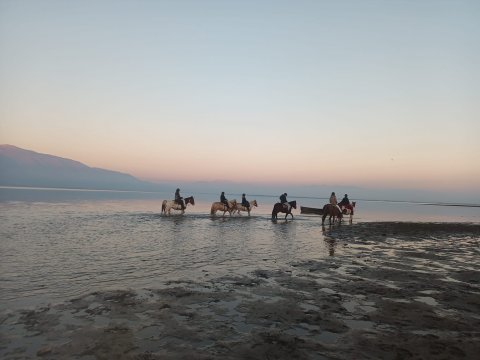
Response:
[340, 201, 356, 222]
[233, 199, 258, 216]
[210, 199, 237, 216]
[321, 204, 343, 224]
[271, 200, 297, 220]
[161, 196, 195, 216]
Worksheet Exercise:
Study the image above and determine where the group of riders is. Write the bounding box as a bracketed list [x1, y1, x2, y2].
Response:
[173, 188, 351, 212]
[174, 188, 252, 211]
[330, 192, 351, 210]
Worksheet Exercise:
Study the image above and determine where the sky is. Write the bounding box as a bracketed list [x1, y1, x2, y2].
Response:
[1, 0, 479, 194]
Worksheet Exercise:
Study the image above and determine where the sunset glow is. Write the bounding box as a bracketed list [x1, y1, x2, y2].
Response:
[1, 0, 479, 196]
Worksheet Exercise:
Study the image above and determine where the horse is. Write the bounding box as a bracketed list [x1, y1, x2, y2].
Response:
[321, 204, 343, 224]
[210, 199, 237, 216]
[161, 196, 195, 216]
[271, 200, 297, 220]
[340, 201, 356, 223]
[233, 199, 258, 216]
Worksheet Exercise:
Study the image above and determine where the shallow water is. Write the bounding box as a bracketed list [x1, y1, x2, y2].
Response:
[0, 188, 479, 311]
[0, 198, 326, 310]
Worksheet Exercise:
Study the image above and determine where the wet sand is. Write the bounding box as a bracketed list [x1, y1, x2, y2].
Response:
[1, 222, 479, 359]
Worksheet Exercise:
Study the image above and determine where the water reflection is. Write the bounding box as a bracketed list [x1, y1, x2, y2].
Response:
[322, 224, 337, 256]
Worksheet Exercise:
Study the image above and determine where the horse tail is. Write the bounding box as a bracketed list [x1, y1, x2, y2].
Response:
[210, 205, 215, 215]
[161, 200, 166, 214]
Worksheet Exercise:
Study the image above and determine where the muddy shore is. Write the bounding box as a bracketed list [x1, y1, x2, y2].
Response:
[1, 222, 479, 359]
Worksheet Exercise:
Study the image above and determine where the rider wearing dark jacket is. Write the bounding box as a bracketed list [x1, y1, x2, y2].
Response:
[175, 188, 185, 209]
[280, 193, 289, 210]
[338, 194, 350, 208]
[241, 193, 250, 209]
[220, 192, 230, 209]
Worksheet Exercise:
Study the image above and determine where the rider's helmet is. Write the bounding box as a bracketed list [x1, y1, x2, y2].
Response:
[242, 193, 245, 196]
[176, 188, 180, 191]
[284, 193, 287, 196]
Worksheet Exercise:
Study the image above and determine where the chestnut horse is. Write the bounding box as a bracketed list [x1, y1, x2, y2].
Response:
[233, 199, 258, 216]
[321, 204, 343, 224]
[271, 200, 297, 220]
[161, 196, 195, 216]
[210, 199, 237, 216]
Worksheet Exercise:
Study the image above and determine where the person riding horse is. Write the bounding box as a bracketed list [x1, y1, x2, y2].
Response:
[329, 192, 341, 212]
[338, 194, 350, 208]
[220, 192, 230, 210]
[241, 193, 250, 210]
[280, 193, 289, 211]
[329, 192, 338, 205]
[175, 188, 185, 210]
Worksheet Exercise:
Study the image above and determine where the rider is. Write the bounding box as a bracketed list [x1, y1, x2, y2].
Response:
[220, 192, 230, 210]
[338, 194, 350, 208]
[241, 193, 250, 210]
[329, 192, 338, 205]
[175, 188, 185, 210]
[329, 192, 341, 212]
[280, 192, 289, 211]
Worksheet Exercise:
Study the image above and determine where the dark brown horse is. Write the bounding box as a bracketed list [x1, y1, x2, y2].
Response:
[322, 204, 343, 224]
[272, 200, 297, 220]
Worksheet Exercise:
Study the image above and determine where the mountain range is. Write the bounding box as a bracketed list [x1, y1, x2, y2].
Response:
[1, 144, 477, 203]
[0, 145, 166, 191]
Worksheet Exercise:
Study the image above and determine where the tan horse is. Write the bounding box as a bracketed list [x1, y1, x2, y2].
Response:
[161, 196, 195, 216]
[210, 199, 237, 216]
[321, 204, 343, 224]
[233, 199, 258, 216]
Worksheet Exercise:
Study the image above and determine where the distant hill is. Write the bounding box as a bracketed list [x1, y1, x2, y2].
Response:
[0, 145, 165, 191]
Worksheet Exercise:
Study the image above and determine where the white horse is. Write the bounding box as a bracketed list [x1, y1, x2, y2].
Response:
[161, 196, 195, 216]
[233, 199, 258, 216]
[210, 199, 237, 216]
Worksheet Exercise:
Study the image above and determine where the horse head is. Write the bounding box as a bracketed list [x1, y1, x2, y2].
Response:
[289, 200, 297, 209]
[251, 200, 258, 207]
[185, 196, 195, 205]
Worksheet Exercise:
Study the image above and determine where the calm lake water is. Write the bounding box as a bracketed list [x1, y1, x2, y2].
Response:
[1, 187, 479, 311]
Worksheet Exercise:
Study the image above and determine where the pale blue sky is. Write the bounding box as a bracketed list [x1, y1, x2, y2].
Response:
[1, 0, 479, 193]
